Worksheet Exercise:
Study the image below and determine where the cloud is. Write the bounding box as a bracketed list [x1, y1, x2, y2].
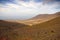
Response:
[0, 0, 14, 4]
[0, 3, 39, 20]
[0, 0, 60, 20]
[0, 0, 60, 4]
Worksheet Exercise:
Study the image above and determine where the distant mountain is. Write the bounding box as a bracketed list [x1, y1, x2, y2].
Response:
[4, 12, 60, 26]
[55, 12, 60, 15]
[31, 12, 60, 20]
[23, 12, 60, 25]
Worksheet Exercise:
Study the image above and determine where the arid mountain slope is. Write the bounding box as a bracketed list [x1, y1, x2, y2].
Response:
[32, 16, 60, 40]
[31, 12, 60, 19]
[21, 12, 60, 25]
[5, 12, 60, 26]
[0, 13, 60, 40]
[14, 15, 60, 40]
[0, 20, 29, 40]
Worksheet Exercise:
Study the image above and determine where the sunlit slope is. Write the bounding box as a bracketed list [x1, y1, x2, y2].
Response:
[5, 16, 60, 40]
[32, 16, 60, 40]
[5, 12, 60, 26]
[22, 12, 60, 25]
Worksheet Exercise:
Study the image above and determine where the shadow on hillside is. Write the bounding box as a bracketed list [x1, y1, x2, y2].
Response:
[0, 20, 28, 28]
[0, 20, 28, 40]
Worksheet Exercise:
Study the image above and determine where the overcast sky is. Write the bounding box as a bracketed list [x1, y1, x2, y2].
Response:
[0, 0, 60, 20]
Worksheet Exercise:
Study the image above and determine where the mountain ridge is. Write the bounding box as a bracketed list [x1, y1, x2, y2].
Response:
[0, 12, 60, 40]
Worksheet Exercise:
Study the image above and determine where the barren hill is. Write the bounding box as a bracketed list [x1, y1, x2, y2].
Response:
[12, 15, 60, 40]
[31, 12, 60, 20]
[21, 12, 60, 25]
[0, 12, 60, 40]
[32, 16, 60, 40]
[4, 12, 60, 26]
[0, 20, 29, 40]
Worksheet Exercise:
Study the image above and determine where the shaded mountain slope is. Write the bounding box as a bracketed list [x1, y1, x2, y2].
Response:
[0, 20, 28, 28]
[0, 20, 29, 40]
